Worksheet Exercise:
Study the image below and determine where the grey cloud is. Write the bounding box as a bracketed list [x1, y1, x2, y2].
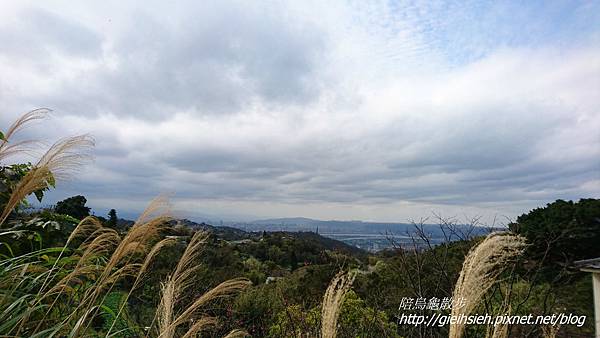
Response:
[0, 8, 102, 59]
[1, 1, 598, 221]
[36, 2, 326, 119]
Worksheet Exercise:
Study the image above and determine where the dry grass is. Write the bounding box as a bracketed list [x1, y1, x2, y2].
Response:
[157, 230, 209, 337]
[106, 237, 178, 336]
[180, 317, 218, 338]
[10, 218, 114, 335]
[156, 231, 251, 338]
[136, 237, 179, 290]
[449, 232, 526, 338]
[321, 270, 356, 338]
[70, 197, 170, 335]
[36, 216, 104, 294]
[36, 135, 95, 180]
[17, 197, 170, 336]
[0, 108, 49, 162]
[0, 134, 94, 225]
[2, 112, 251, 336]
[222, 329, 249, 338]
[25, 228, 120, 335]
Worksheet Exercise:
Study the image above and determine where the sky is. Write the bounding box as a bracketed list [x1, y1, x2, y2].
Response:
[0, 0, 599, 224]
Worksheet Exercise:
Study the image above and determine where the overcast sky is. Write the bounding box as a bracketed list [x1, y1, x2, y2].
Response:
[1, 0, 599, 223]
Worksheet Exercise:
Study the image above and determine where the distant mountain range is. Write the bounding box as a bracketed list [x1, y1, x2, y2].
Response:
[113, 216, 498, 252]
[170, 219, 367, 254]
[225, 217, 496, 239]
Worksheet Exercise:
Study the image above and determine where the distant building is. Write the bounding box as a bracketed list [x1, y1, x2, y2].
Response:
[574, 257, 600, 338]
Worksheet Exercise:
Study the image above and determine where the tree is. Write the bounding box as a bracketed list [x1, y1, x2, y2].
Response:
[54, 195, 90, 220]
[510, 198, 600, 262]
[107, 208, 118, 228]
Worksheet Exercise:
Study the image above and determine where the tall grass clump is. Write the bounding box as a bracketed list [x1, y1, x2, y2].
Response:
[0, 108, 48, 162]
[156, 230, 251, 338]
[2, 196, 170, 337]
[0, 109, 94, 226]
[321, 270, 356, 338]
[1, 111, 250, 337]
[449, 232, 526, 338]
[1, 196, 250, 337]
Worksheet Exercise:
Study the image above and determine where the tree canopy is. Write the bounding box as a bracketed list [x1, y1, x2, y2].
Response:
[510, 198, 600, 262]
[54, 195, 91, 220]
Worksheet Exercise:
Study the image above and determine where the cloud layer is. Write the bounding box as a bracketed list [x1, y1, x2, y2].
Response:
[1, 0, 599, 222]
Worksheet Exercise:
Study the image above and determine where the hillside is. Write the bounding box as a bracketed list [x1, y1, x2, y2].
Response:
[226, 217, 495, 251]
[174, 218, 367, 256]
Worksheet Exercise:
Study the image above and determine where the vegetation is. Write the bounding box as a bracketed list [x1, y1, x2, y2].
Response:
[0, 110, 598, 337]
[55, 195, 91, 220]
[449, 233, 526, 338]
[510, 198, 600, 263]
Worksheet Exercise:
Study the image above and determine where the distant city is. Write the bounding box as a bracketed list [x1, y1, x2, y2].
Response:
[218, 217, 496, 252]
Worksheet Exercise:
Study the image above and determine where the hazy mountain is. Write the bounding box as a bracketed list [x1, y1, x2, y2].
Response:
[249, 217, 323, 226]
[231, 217, 495, 237]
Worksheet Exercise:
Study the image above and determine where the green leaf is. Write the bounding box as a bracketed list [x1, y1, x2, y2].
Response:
[100, 304, 117, 318]
[0, 242, 14, 257]
[0, 131, 5, 141]
[34, 189, 44, 202]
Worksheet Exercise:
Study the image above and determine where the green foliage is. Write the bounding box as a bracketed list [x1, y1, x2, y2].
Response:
[278, 264, 337, 309]
[0, 163, 54, 213]
[266, 290, 399, 338]
[54, 195, 91, 220]
[510, 199, 600, 262]
[0, 211, 77, 256]
[100, 291, 142, 337]
[0, 245, 76, 336]
[338, 290, 400, 338]
[235, 232, 361, 272]
[268, 304, 321, 337]
[232, 284, 284, 337]
[107, 209, 118, 228]
[0, 196, 596, 337]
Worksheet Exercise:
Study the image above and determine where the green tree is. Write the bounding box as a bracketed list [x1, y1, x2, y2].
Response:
[107, 208, 118, 228]
[54, 195, 90, 220]
[510, 199, 600, 262]
[338, 290, 400, 338]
